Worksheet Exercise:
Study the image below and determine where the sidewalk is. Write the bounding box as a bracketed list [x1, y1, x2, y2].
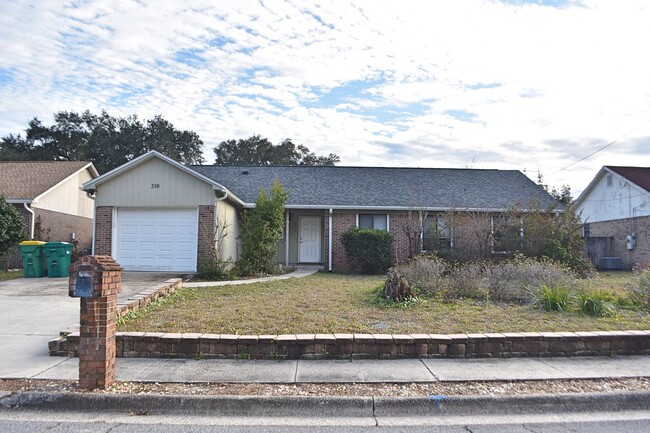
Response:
[183, 265, 321, 288]
[24, 355, 650, 383]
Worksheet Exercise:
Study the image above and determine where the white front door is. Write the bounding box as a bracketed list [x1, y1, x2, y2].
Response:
[299, 216, 321, 263]
[115, 208, 198, 272]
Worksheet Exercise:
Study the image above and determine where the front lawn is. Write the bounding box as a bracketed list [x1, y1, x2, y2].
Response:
[118, 272, 650, 334]
[0, 270, 22, 282]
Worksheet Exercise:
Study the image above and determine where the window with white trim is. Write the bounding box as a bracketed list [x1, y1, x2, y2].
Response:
[422, 215, 451, 251]
[358, 214, 389, 231]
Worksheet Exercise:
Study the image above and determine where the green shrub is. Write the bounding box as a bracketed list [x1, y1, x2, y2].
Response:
[238, 180, 287, 276]
[197, 254, 233, 281]
[533, 283, 573, 312]
[341, 227, 393, 274]
[577, 290, 617, 317]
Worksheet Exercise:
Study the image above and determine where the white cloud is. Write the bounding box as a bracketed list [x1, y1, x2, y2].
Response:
[1, 0, 650, 194]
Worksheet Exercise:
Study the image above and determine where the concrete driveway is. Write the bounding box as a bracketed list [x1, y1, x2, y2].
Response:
[0, 272, 181, 379]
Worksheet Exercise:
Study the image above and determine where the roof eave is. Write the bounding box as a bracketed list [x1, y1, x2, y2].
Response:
[81, 150, 246, 206]
[34, 162, 99, 203]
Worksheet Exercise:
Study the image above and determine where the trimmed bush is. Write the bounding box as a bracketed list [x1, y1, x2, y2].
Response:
[341, 227, 393, 274]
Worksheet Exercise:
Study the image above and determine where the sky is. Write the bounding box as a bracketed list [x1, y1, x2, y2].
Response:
[1, 0, 649, 195]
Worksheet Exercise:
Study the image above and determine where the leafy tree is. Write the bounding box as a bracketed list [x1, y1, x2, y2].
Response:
[0, 111, 205, 173]
[536, 172, 573, 206]
[238, 180, 288, 275]
[214, 135, 340, 166]
[0, 197, 26, 271]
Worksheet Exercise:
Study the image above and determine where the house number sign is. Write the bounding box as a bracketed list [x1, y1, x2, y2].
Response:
[151, 183, 160, 188]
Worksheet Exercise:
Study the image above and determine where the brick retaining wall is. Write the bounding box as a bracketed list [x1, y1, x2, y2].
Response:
[50, 329, 650, 359]
[50, 276, 650, 360]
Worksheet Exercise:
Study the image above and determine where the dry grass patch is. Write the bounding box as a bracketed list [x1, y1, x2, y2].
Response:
[0, 270, 22, 281]
[118, 272, 650, 334]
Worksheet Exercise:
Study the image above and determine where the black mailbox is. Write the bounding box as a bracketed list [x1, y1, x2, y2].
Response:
[70, 272, 94, 298]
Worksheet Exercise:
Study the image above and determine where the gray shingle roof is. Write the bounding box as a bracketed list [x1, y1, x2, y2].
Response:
[189, 165, 558, 210]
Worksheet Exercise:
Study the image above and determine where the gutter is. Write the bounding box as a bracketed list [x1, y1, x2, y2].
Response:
[328, 208, 333, 272]
[86, 191, 96, 254]
[244, 204, 561, 213]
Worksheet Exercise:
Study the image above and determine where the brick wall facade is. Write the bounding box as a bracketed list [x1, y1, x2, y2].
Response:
[94, 207, 113, 256]
[197, 205, 216, 265]
[34, 208, 93, 252]
[588, 215, 650, 269]
[328, 211, 416, 272]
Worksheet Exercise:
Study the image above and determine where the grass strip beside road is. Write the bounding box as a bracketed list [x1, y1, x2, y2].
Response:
[0, 270, 22, 281]
[118, 272, 650, 335]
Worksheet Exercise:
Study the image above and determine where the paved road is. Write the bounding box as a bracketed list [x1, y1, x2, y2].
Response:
[0, 273, 179, 379]
[0, 411, 649, 432]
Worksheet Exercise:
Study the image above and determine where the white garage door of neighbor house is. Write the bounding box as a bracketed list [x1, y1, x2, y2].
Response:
[116, 208, 198, 272]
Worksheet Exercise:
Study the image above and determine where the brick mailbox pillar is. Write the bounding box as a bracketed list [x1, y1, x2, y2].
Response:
[68, 255, 123, 390]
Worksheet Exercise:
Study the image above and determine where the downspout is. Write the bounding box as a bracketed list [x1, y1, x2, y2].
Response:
[328, 208, 333, 272]
[86, 191, 96, 254]
[23, 203, 35, 240]
[285, 211, 290, 267]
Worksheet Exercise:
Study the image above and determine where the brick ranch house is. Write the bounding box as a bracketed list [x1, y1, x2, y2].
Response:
[575, 166, 650, 270]
[0, 161, 99, 269]
[82, 150, 558, 273]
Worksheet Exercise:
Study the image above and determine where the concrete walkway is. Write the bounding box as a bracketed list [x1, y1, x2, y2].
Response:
[19, 355, 650, 383]
[183, 265, 321, 288]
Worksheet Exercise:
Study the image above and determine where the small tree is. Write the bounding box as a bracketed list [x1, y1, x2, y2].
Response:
[238, 180, 287, 276]
[0, 197, 26, 271]
[341, 227, 393, 274]
[399, 208, 428, 259]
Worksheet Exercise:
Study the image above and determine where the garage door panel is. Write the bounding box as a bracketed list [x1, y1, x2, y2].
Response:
[116, 208, 198, 272]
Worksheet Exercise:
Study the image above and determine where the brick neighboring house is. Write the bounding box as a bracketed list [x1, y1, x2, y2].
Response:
[0, 161, 99, 269]
[575, 166, 650, 270]
[82, 150, 558, 273]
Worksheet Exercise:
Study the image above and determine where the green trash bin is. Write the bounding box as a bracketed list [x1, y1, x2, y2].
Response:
[19, 241, 46, 278]
[42, 242, 73, 278]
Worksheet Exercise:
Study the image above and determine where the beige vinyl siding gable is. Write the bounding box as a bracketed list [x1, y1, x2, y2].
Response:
[32, 168, 95, 218]
[217, 199, 241, 263]
[95, 157, 216, 207]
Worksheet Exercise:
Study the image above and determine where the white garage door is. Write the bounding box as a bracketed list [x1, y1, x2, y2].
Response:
[115, 208, 198, 272]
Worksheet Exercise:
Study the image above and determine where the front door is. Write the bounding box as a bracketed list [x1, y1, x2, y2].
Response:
[299, 216, 321, 263]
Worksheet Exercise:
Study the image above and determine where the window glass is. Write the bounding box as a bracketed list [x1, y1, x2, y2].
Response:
[358, 214, 387, 231]
[423, 215, 451, 251]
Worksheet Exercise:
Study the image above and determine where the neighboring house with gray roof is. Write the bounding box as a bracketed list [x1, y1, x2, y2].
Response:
[575, 166, 650, 270]
[0, 161, 99, 269]
[83, 150, 557, 272]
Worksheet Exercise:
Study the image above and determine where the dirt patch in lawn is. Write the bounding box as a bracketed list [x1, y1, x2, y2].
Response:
[117, 272, 650, 335]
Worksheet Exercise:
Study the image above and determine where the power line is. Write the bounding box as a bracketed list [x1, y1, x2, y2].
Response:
[554, 125, 641, 174]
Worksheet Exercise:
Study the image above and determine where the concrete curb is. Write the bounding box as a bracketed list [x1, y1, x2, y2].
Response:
[0, 391, 373, 417]
[2, 390, 649, 418]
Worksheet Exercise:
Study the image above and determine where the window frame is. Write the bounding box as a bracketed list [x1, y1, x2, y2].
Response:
[356, 213, 390, 232]
[421, 214, 451, 252]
